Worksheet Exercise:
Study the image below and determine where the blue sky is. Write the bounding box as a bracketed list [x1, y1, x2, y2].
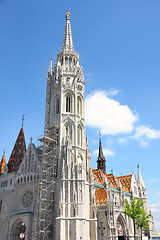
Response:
[0, 0, 160, 233]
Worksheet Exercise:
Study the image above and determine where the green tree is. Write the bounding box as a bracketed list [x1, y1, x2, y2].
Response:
[124, 198, 144, 240]
[136, 208, 151, 240]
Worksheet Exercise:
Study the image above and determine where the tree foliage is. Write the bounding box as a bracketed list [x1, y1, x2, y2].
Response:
[124, 198, 151, 240]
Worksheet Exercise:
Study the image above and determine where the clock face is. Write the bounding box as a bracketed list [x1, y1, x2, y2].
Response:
[22, 190, 33, 208]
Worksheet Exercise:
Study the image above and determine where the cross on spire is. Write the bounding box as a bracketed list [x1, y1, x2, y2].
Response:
[22, 115, 25, 128]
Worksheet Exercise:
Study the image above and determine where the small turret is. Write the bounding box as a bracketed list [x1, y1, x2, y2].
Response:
[137, 164, 145, 188]
[97, 131, 106, 174]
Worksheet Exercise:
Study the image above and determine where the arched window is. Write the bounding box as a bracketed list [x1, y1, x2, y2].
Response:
[66, 94, 71, 112]
[55, 97, 59, 114]
[25, 157, 27, 173]
[21, 165, 24, 174]
[28, 151, 31, 172]
[77, 96, 82, 115]
[77, 125, 82, 147]
[65, 122, 72, 141]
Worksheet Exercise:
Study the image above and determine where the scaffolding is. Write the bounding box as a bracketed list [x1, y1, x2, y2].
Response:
[34, 126, 59, 240]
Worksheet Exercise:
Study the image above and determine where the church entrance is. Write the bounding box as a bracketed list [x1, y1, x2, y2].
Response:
[116, 215, 127, 240]
[118, 236, 124, 240]
[11, 219, 26, 240]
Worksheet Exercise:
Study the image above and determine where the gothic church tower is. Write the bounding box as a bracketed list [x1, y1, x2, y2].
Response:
[35, 11, 97, 240]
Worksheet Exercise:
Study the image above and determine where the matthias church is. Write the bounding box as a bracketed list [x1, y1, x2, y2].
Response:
[0, 11, 156, 240]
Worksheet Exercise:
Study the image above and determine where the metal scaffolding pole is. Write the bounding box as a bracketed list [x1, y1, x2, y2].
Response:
[33, 126, 58, 240]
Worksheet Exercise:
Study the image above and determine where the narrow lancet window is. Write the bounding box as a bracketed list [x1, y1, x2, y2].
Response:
[77, 125, 82, 147]
[77, 96, 82, 115]
[66, 94, 71, 112]
[56, 97, 59, 114]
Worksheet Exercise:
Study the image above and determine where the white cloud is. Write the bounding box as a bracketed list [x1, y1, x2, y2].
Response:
[85, 90, 137, 135]
[106, 89, 119, 96]
[132, 125, 160, 147]
[93, 148, 115, 157]
[134, 125, 160, 140]
[147, 178, 157, 183]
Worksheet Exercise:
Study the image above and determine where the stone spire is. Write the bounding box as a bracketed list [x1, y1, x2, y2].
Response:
[137, 164, 145, 188]
[62, 10, 74, 51]
[97, 131, 106, 174]
[49, 57, 53, 74]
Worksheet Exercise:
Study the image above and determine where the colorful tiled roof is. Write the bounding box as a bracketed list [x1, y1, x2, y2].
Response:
[92, 169, 105, 185]
[8, 127, 26, 173]
[95, 189, 107, 206]
[0, 153, 6, 174]
[106, 174, 120, 189]
[117, 175, 132, 193]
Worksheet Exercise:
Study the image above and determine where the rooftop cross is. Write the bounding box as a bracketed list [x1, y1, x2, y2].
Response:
[22, 115, 25, 128]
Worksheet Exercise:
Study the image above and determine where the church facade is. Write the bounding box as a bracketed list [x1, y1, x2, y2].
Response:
[0, 11, 155, 240]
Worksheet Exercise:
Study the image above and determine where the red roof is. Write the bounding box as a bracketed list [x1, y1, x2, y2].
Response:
[92, 169, 132, 206]
[117, 175, 132, 193]
[92, 169, 105, 185]
[0, 154, 6, 174]
[95, 189, 107, 206]
[8, 127, 26, 173]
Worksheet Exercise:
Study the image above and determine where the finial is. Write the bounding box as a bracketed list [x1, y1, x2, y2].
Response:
[3, 150, 5, 156]
[30, 137, 32, 142]
[22, 115, 25, 128]
[99, 130, 101, 141]
[111, 169, 113, 174]
[137, 164, 139, 169]
[65, 10, 71, 21]
[49, 57, 53, 73]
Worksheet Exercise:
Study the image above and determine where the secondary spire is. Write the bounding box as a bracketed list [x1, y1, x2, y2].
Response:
[97, 131, 106, 174]
[62, 10, 74, 51]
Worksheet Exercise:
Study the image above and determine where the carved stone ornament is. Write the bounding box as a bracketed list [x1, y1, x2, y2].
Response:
[22, 190, 33, 208]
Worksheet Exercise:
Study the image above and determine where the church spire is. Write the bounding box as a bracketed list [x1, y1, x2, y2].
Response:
[8, 125, 26, 173]
[137, 164, 145, 188]
[62, 10, 74, 51]
[97, 131, 106, 174]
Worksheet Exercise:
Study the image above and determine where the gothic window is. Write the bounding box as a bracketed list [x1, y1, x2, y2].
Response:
[28, 151, 31, 172]
[66, 94, 71, 112]
[55, 97, 59, 114]
[77, 96, 82, 115]
[77, 125, 82, 147]
[31, 154, 34, 172]
[25, 156, 27, 173]
[0, 200, 2, 213]
[65, 122, 72, 141]
[21, 164, 24, 174]
[22, 190, 33, 208]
